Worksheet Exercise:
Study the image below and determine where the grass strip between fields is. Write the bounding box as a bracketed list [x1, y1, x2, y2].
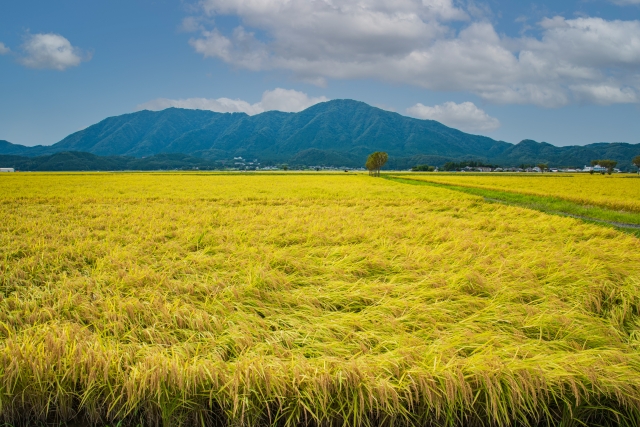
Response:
[386, 175, 640, 236]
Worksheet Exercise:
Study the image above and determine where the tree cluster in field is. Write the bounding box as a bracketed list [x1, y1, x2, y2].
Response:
[366, 152, 389, 176]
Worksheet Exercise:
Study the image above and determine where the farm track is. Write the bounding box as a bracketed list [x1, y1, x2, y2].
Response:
[481, 196, 640, 229]
[389, 172, 640, 213]
[386, 175, 640, 233]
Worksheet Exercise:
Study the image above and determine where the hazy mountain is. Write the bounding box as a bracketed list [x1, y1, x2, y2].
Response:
[495, 140, 640, 169]
[0, 140, 41, 156]
[1, 100, 639, 169]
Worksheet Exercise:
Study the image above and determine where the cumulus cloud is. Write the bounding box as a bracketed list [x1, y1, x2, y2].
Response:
[570, 83, 637, 104]
[138, 88, 329, 115]
[19, 33, 89, 70]
[0, 42, 10, 55]
[192, 0, 462, 68]
[190, 27, 268, 71]
[406, 101, 500, 132]
[187, 0, 640, 107]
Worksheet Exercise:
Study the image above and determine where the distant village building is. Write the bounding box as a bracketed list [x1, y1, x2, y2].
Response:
[0, 168, 15, 173]
[583, 165, 606, 173]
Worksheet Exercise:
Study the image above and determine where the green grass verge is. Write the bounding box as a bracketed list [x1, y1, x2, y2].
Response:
[386, 175, 640, 237]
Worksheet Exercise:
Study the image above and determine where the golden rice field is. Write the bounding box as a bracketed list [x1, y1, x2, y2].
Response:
[2, 173, 640, 426]
[396, 173, 640, 213]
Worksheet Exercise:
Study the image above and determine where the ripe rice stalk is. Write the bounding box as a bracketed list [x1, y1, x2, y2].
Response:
[0, 173, 639, 426]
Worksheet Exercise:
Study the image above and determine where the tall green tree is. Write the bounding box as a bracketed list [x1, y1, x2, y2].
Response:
[536, 163, 548, 173]
[366, 152, 388, 177]
[633, 155, 640, 174]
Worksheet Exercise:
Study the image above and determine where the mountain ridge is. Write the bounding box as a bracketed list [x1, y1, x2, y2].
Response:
[2, 100, 639, 169]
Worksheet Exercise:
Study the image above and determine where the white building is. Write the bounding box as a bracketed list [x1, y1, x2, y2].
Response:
[0, 168, 15, 173]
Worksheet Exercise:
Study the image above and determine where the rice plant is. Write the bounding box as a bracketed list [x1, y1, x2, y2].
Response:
[1, 173, 640, 426]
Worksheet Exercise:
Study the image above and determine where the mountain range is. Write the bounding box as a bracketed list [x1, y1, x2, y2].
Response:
[1, 99, 639, 170]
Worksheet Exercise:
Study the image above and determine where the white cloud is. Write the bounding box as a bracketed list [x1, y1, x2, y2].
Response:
[259, 88, 329, 112]
[187, 0, 640, 107]
[194, 0, 462, 66]
[531, 17, 640, 70]
[180, 17, 203, 32]
[19, 33, 89, 70]
[138, 88, 329, 115]
[406, 101, 500, 133]
[138, 97, 262, 115]
[0, 42, 10, 55]
[570, 83, 637, 104]
[190, 27, 268, 71]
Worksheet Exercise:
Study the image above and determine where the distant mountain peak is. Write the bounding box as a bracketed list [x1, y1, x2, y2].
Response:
[1, 100, 638, 168]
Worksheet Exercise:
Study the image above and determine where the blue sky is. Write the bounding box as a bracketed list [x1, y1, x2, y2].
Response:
[1, 0, 639, 147]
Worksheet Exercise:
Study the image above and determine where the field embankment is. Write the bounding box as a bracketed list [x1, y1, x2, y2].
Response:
[1, 173, 640, 426]
[394, 173, 640, 213]
[386, 175, 640, 234]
